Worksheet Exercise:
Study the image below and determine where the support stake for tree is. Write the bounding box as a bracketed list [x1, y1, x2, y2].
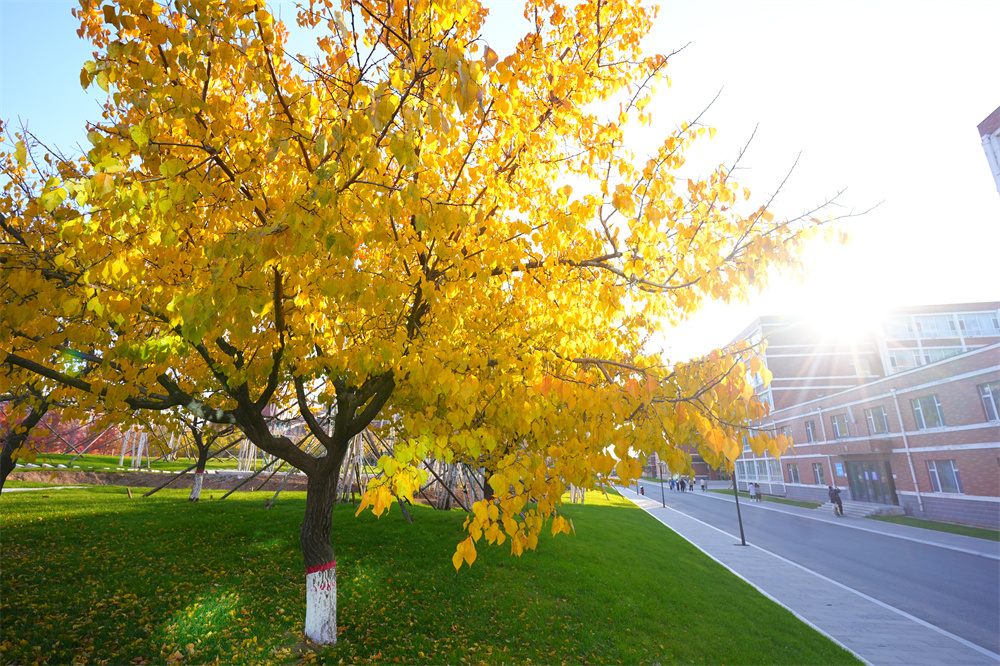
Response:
[220, 456, 281, 500]
[142, 438, 243, 498]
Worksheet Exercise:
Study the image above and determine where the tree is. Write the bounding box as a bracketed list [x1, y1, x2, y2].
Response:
[0, 387, 51, 490]
[172, 416, 236, 501]
[1, 0, 834, 644]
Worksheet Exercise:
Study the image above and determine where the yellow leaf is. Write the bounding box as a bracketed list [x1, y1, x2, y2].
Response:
[463, 537, 477, 566]
[484, 46, 498, 69]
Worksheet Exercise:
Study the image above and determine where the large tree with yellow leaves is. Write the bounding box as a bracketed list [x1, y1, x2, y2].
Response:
[2, 0, 824, 644]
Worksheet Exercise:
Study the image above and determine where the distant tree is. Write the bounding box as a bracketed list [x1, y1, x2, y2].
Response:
[1, 0, 826, 644]
[176, 416, 236, 501]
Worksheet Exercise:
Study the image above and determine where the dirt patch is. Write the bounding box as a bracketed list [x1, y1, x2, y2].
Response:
[7, 469, 311, 493]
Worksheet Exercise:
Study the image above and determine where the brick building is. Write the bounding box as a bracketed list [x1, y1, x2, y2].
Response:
[731, 302, 1000, 528]
[979, 105, 1000, 196]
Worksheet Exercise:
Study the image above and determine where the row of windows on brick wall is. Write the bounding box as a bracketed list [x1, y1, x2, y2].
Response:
[786, 458, 963, 494]
[797, 380, 999, 442]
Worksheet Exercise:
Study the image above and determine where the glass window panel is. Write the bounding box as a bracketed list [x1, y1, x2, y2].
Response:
[914, 315, 956, 339]
[959, 313, 1000, 337]
[884, 317, 914, 339]
[889, 349, 921, 372]
[865, 406, 889, 434]
[768, 459, 780, 477]
[912, 395, 945, 429]
[927, 460, 963, 493]
[831, 413, 850, 438]
[923, 347, 963, 363]
[979, 381, 1000, 421]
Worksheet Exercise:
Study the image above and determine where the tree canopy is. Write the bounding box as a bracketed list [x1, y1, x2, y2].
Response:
[1, 0, 836, 643]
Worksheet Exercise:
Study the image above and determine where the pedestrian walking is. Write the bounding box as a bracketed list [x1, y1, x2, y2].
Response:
[700, 478, 707, 492]
[754, 482, 762, 502]
[748, 483, 756, 502]
[689, 477, 696, 491]
[828, 485, 844, 516]
[669, 478, 675, 491]
[679, 478, 686, 492]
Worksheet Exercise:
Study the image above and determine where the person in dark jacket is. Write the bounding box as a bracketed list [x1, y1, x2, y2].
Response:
[828, 485, 844, 516]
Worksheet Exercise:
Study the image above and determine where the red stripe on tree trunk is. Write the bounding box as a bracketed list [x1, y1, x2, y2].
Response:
[305, 561, 336, 575]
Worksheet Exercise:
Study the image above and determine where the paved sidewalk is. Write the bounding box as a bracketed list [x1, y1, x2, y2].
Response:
[618, 485, 1000, 666]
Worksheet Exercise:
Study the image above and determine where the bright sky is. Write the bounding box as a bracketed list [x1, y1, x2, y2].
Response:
[2, 0, 998, 362]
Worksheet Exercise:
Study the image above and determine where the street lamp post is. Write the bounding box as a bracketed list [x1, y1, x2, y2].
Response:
[657, 458, 665, 507]
[731, 463, 747, 546]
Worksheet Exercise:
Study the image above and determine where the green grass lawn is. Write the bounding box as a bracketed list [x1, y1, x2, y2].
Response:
[1, 487, 859, 665]
[26, 452, 244, 473]
[867, 514, 1000, 542]
[20, 453, 379, 477]
[706, 488, 822, 510]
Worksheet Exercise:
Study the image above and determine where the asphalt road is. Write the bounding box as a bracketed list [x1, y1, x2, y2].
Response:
[638, 481, 1000, 654]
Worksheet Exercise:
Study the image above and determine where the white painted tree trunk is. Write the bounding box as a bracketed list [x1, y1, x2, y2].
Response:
[304, 561, 337, 644]
[189, 471, 204, 502]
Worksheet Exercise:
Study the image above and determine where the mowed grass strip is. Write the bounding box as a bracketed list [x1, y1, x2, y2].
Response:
[868, 514, 1000, 542]
[23, 452, 245, 473]
[707, 488, 823, 509]
[1, 487, 859, 665]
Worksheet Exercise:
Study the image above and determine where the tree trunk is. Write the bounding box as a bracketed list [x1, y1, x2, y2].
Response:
[0, 403, 49, 493]
[189, 470, 205, 501]
[301, 472, 339, 645]
[189, 445, 210, 502]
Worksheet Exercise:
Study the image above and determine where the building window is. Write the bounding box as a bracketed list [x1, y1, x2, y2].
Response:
[788, 463, 800, 483]
[927, 460, 963, 494]
[958, 313, 1000, 337]
[911, 394, 945, 429]
[923, 347, 963, 364]
[884, 317, 915, 339]
[849, 358, 873, 376]
[831, 413, 850, 439]
[779, 425, 793, 442]
[805, 420, 816, 443]
[979, 381, 1000, 421]
[812, 463, 826, 485]
[864, 406, 890, 435]
[914, 314, 957, 339]
[888, 349, 921, 372]
[768, 458, 781, 480]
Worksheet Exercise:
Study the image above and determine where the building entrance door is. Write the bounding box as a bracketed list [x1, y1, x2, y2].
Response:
[845, 460, 897, 505]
